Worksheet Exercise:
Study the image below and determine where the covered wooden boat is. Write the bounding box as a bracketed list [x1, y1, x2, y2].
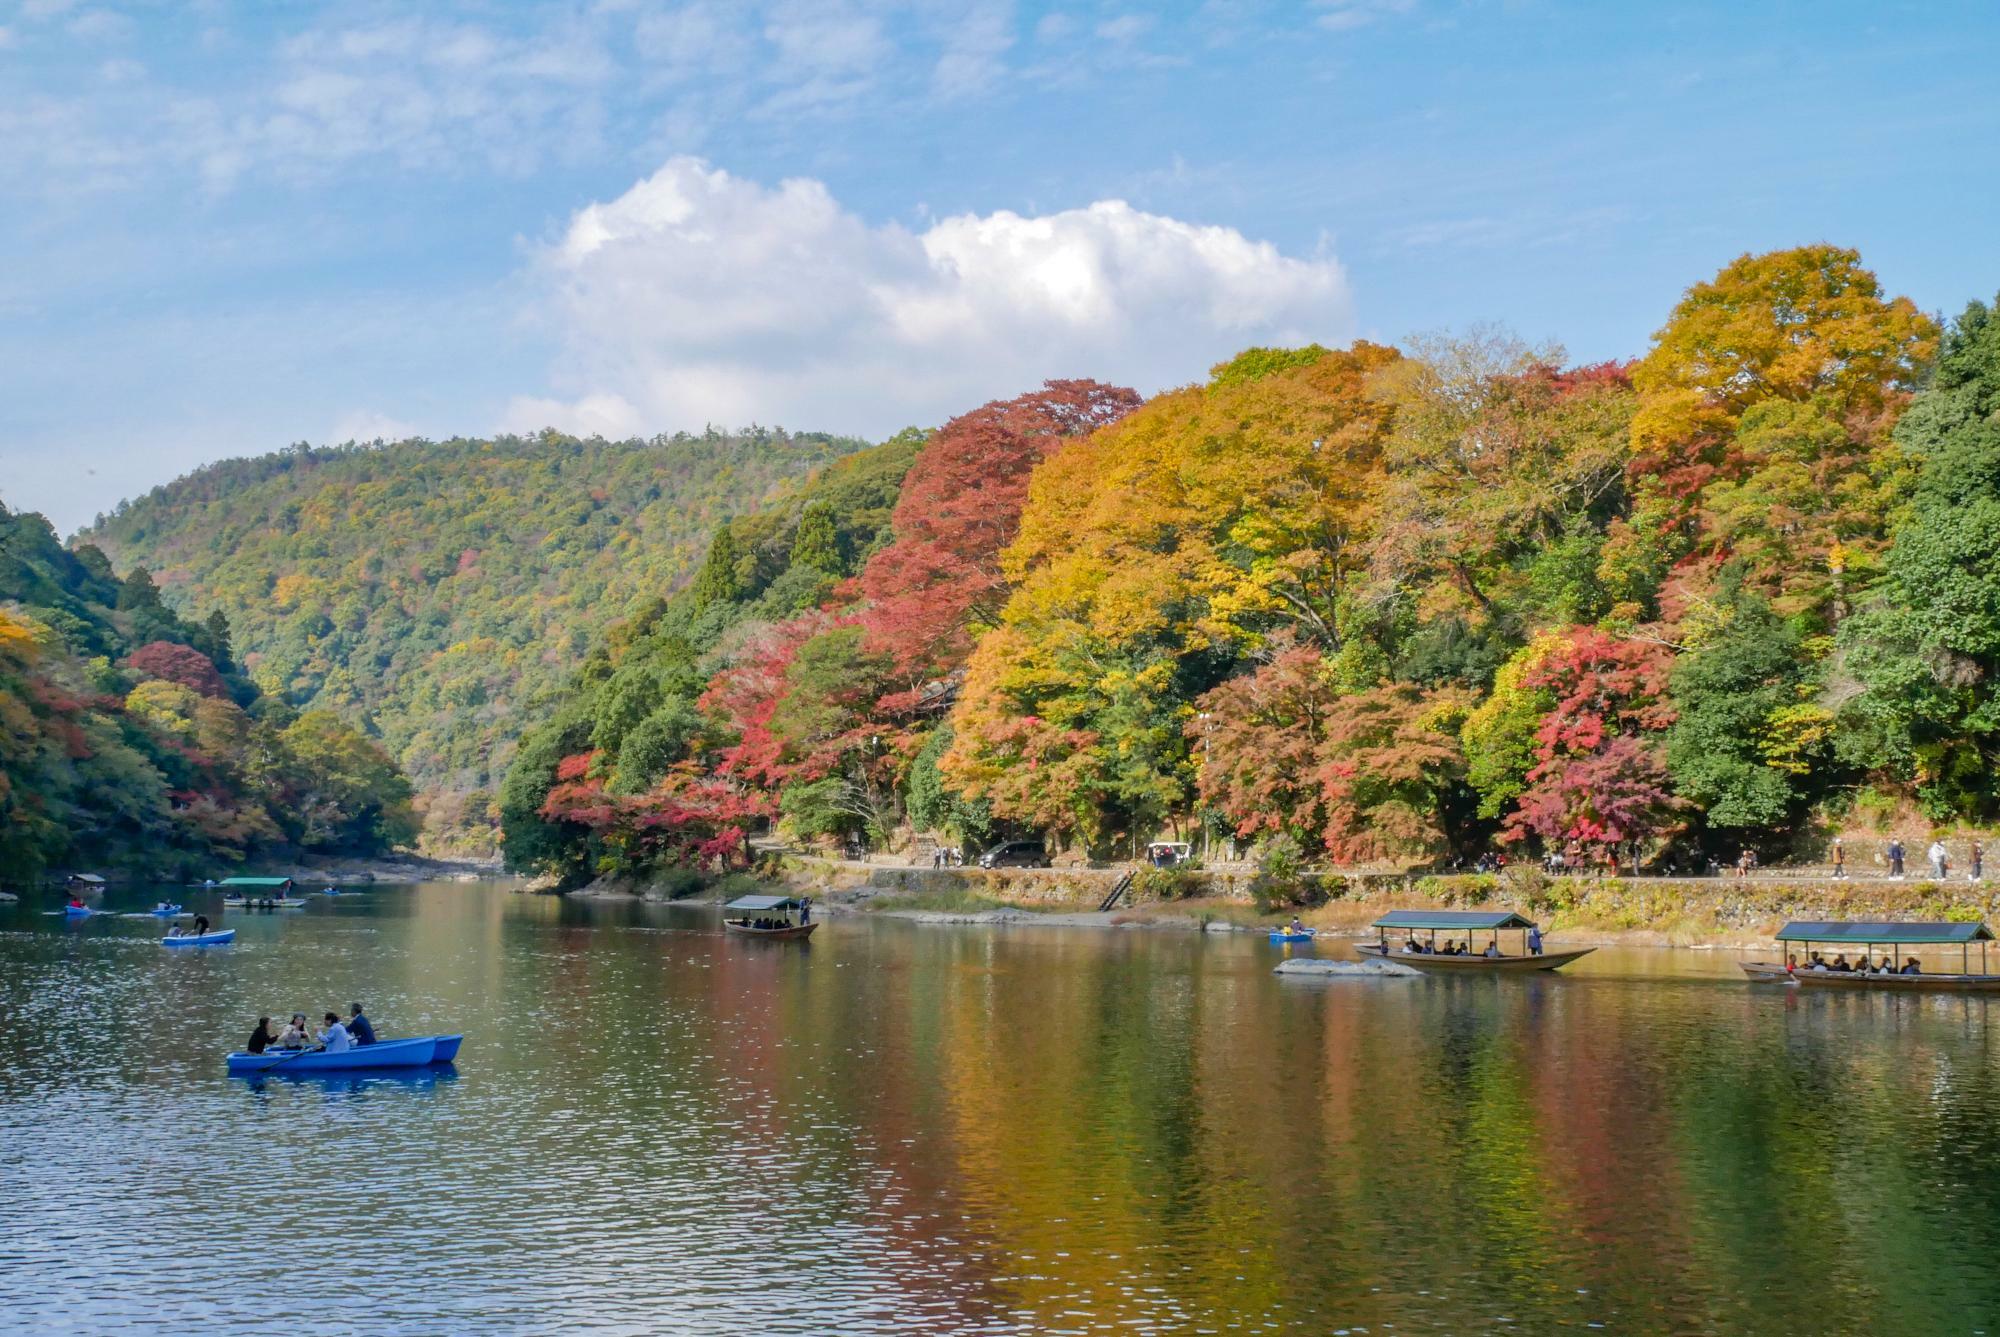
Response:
[219, 876, 300, 909]
[162, 929, 234, 947]
[723, 894, 818, 939]
[227, 1036, 437, 1074]
[1357, 910, 1593, 973]
[1742, 920, 2000, 991]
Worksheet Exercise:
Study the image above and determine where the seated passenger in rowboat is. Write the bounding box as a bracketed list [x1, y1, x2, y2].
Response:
[1903, 958, 1922, 975]
[346, 1003, 376, 1046]
[275, 1014, 313, 1050]
[317, 1013, 353, 1054]
[1288, 916, 1305, 935]
[247, 1017, 275, 1054]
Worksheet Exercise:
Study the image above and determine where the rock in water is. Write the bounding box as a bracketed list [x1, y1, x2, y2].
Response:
[1273, 958, 1420, 978]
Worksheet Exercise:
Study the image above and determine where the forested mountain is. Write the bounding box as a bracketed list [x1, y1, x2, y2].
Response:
[504, 248, 2000, 888]
[0, 504, 412, 884]
[83, 428, 884, 850]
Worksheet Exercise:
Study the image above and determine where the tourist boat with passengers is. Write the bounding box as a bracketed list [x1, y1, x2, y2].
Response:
[225, 1034, 465, 1074]
[1740, 920, 2000, 991]
[219, 876, 304, 908]
[1355, 910, 1595, 973]
[722, 894, 818, 939]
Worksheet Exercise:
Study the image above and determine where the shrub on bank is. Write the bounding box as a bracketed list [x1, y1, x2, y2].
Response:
[1412, 873, 1498, 906]
[1130, 865, 1210, 901]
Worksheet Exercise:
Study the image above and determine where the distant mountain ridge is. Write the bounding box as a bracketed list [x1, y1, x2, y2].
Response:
[83, 427, 893, 850]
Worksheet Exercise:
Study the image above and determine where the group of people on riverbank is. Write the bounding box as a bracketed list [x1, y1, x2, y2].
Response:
[1830, 837, 1985, 881]
[245, 1003, 375, 1055]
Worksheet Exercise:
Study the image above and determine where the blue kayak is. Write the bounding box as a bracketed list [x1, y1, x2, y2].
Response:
[148, 905, 185, 918]
[1269, 930, 1316, 943]
[227, 1036, 437, 1074]
[63, 905, 98, 917]
[162, 929, 235, 948]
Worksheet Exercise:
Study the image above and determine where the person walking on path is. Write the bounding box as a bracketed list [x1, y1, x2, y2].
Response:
[1929, 840, 1949, 880]
[1888, 839, 1906, 879]
[1973, 839, 1985, 882]
[1832, 838, 1846, 880]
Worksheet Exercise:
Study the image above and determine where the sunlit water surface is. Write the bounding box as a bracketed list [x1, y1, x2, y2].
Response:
[4, 883, 2000, 1334]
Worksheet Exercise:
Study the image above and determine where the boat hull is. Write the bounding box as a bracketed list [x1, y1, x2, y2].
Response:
[428, 1034, 463, 1062]
[1739, 960, 2000, 991]
[227, 1036, 437, 1073]
[162, 930, 234, 947]
[724, 920, 818, 940]
[223, 898, 304, 909]
[1269, 932, 1316, 943]
[1357, 942, 1594, 973]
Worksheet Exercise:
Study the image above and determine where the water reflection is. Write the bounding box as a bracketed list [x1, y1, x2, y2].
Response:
[3, 886, 2000, 1334]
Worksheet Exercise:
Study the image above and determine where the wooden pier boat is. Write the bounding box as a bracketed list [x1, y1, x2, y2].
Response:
[1742, 920, 2000, 991]
[1354, 910, 1594, 973]
[723, 894, 818, 940]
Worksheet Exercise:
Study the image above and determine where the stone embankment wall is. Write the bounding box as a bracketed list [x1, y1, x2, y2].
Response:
[788, 858, 2000, 938]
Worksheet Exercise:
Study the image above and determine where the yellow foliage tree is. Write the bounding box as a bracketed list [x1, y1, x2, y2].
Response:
[942, 343, 1402, 845]
[1630, 244, 1938, 459]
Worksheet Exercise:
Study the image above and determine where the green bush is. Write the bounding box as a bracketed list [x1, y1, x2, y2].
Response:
[1413, 873, 1498, 906]
[1129, 865, 1209, 901]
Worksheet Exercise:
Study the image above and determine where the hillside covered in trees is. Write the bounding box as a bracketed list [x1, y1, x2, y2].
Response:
[83, 428, 884, 850]
[503, 247, 2000, 888]
[0, 504, 413, 884]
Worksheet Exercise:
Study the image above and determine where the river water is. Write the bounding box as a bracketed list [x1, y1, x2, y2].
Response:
[3, 882, 1999, 1335]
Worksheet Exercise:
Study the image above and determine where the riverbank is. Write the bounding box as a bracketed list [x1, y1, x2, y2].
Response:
[773, 858, 2000, 949]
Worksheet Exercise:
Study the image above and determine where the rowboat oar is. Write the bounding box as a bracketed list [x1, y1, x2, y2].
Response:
[252, 1040, 326, 1072]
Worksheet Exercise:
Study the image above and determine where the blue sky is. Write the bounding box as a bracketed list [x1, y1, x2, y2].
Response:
[1, 0, 1996, 534]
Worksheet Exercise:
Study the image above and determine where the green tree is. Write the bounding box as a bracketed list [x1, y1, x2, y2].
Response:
[1666, 590, 1826, 829]
[789, 501, 844, 576]
[1837, 297, 2000, 818]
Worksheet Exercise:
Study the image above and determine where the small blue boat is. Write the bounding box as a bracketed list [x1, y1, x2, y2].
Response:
[227, 1036, 438, 1074]
[430, 1034, 463, 1063]
[148, 904, 185, 918]
[1269, 929, 1317, 943]
[63, 905, 99, 918]
[163, 929, 235, 948]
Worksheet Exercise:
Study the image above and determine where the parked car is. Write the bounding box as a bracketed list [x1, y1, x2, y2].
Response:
[978, 839, 1049, 869]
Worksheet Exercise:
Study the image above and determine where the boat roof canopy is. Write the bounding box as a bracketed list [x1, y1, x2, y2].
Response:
[1373, 910, 1538, 931]
[1776, 920, 1994, 944]
[219, 877, 295, 889]
[725, 894, 805, 912]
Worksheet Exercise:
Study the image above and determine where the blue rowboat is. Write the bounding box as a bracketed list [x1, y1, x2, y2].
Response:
[1269, 930, 1316, 943]
[162, 929, 235, 948]
[63, 905, 98, 918]
[148, 905, 185, 918]
[227, 1036, 437, 1074]
[429, 1034, 463, 1063]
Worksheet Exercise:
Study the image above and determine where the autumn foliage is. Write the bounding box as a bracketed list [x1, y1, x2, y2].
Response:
[502, 246, 2000, 881]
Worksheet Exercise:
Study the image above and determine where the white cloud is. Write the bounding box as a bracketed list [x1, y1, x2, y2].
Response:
[504, 156, 1351, 440]
[1312, 0, 1417, 32]
[930, 1, 1015, 99]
